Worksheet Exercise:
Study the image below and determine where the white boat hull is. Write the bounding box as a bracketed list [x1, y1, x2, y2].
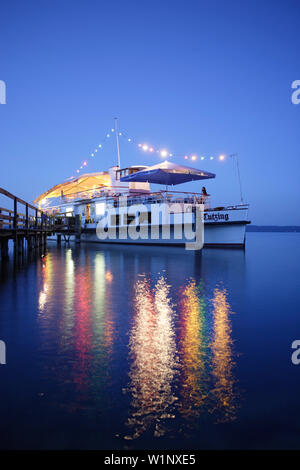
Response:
[203, 208, 249, 246]
[204, 222, 247, 247]
[49, 208, 249, 248]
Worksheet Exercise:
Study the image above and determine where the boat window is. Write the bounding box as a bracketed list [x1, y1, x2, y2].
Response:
[96, 202, 105, 215]
[129, 167, 143, 175]
[65, 206, 73, 217]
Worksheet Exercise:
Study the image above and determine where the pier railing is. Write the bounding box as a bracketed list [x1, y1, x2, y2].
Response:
[0, 187, 82, 259]
[1, 186, 84, 228]
[0, 187, 80, 231]
[0, 187, 52, 230]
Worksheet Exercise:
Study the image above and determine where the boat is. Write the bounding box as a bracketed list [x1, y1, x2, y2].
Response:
[34, 160, 250, 248]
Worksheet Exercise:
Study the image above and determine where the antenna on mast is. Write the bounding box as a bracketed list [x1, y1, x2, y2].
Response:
[114, 117, 121, 168]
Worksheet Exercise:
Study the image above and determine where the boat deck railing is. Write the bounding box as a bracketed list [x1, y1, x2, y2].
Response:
[44, 186, 211, 212]
[105, 191, 210, 208]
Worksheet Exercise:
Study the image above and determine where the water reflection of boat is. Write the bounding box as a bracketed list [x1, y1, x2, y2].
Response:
[125, 276, 178, 440]
[35, 244, 242, 439]
[178, 280, 209, 420]
[125, 273, 239, 439]
[211, 287, 238, 422]
[37, 248, 117, 412]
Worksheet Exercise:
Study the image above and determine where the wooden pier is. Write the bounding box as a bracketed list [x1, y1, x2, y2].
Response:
[0, 187, 80, 260]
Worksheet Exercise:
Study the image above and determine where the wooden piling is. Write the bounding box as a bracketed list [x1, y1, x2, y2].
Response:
[27, 236, 33, 251]
[1, 239, 9, 259]
[17, 236, 24, 255]
[75, 214, 81, 244]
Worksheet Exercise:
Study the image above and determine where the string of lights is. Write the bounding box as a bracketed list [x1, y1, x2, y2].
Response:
[67, 129, 115, 179]
[118, 128, 227, 163]
[67, 123, 228, 180]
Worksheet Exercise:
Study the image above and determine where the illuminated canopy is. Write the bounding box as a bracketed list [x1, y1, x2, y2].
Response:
[120, 160, 216, 185]
[34, 172, 111, 205]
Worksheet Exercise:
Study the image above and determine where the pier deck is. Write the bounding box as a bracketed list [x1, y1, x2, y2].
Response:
[0, 187, 79, 259]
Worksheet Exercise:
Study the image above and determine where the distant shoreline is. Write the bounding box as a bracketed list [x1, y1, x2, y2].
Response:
[247, 226, 300, 233]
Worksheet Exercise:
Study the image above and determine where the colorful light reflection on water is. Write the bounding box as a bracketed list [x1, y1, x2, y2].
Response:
[35, 247, 239, 442]
[2, 235, 298, 449]
[125, 276, 179, 440]
[124, 275, 238, 440]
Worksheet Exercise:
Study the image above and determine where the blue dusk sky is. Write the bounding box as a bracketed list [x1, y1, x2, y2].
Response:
[0, 0, 299, 225]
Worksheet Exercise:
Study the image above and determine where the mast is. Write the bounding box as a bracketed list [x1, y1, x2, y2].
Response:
[230, 153, 244, 204]
[114, 117, 121, 168]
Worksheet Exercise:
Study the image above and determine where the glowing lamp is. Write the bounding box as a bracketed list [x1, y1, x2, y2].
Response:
[160, 149, 168, 157]
[105, 271, 113, 282]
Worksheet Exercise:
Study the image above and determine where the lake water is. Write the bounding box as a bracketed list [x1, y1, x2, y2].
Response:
[0, 233, 299, 450]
